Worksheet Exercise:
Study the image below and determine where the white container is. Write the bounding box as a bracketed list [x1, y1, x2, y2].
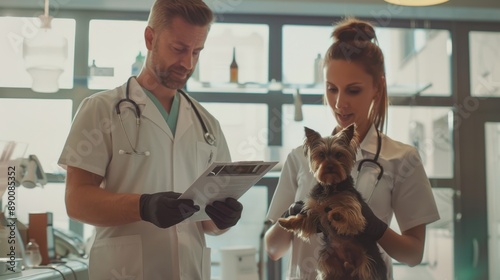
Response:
[220, 246, 258, 280]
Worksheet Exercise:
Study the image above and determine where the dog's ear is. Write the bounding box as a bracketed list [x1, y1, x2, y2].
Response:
[331, 126, 338, 136]
[304, 127, 322, 144]
[343, 124, 355, 141]
[303, 127, 321, 156]
[338, 124, 359, 149]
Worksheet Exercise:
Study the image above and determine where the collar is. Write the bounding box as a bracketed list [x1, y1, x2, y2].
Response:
[356, 124, 381, 161]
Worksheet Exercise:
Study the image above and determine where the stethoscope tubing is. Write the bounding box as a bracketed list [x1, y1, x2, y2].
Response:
[115, 76, 216, 156]
[356, 127, 384, 202]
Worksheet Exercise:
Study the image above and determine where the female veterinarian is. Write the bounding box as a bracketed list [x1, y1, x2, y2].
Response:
[264, 17, 440, 280]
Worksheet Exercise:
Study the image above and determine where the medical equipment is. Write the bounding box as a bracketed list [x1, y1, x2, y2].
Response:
[356, 128, 383, 202]
[8, 154, 47, 189]
[115, 76, 215, 156]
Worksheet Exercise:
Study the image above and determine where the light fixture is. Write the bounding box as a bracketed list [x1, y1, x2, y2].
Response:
[23, 0, 68, 93]
[384, 0, 449, 6]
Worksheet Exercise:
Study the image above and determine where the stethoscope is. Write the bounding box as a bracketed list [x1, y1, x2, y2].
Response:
[351, 127, 384, 202]
[115, 76, 216, 156]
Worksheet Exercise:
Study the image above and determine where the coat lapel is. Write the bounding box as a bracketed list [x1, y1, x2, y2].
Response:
[127, 78, 173, 140]
[175, 93, 194, 141]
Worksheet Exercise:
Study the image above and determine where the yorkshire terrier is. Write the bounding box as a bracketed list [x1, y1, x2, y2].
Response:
[278, 124, 386, 280]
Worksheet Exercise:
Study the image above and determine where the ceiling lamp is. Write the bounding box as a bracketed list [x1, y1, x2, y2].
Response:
[23, 0, 68, 93]
[384, 0, 449, 6]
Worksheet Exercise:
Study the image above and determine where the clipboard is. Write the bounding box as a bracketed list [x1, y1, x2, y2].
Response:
[179, 161, 278, 222]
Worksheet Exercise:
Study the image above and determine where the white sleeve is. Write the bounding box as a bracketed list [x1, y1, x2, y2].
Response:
[58, 96, 112, 176]
[266, 150, 300, 223]
[392, 147, 440, 232]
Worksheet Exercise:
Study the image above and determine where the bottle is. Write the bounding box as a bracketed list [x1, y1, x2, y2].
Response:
[24, 239, 42, 269]
[131, 51, 145, 76]
[229, 47, 238, 83]
[294, 88, 303, 122]
[314, 53, 324, 84]
[89, 59, 97, 77]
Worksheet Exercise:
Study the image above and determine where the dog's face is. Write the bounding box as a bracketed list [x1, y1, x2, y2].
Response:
[304, 124, 359, 185]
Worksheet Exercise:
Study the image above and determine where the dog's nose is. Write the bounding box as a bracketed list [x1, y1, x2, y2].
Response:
[324, 206, 332, 213]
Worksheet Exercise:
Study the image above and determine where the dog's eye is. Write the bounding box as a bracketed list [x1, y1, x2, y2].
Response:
[335, 152, 343, 159]
[319, 152, 325, 158]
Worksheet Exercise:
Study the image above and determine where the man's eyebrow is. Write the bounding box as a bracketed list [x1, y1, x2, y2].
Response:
[172, 41, 204, 51]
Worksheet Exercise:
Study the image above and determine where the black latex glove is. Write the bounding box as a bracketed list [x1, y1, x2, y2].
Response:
[281, 200, 305, 218]
[140, 191, 200, 229]
[205, 198, 243, 230]
[282, 201, 324, 233]
[359, 199, 388, 241]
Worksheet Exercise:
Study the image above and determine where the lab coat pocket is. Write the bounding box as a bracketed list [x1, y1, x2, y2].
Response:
[197, 141, 216, 174]
[89, 235, 144, 280]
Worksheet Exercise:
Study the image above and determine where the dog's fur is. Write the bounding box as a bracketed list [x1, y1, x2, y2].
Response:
[278, 124, 387, 280]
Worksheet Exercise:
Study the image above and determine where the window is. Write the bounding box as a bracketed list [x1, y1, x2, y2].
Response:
[202, 103, 268, 161]
[0, 99, 72, 228]
[387, 106, 453, 178]
[282, 103, 337, 150]
[88, 19, 148, 90]
[282, 24, 452, 96]
[282, 25, 333, 89]
[469, 31, 500, 97]
[187, 23, 269, 93]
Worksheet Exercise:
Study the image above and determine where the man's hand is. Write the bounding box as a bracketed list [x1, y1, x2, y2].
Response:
[140, 192, 200, 228]
[359, 199, 388, 241]
[205, 198, 243, 230]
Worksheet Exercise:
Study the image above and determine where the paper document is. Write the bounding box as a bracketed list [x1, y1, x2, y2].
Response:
[179, 161, 278, 222]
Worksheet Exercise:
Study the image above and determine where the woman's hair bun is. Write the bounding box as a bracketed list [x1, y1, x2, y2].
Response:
[332, 17, 376, 42]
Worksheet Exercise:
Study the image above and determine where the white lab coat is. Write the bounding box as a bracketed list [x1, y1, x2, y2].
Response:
[266, 125, 440, 280]
[58, 78, 231, 280]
